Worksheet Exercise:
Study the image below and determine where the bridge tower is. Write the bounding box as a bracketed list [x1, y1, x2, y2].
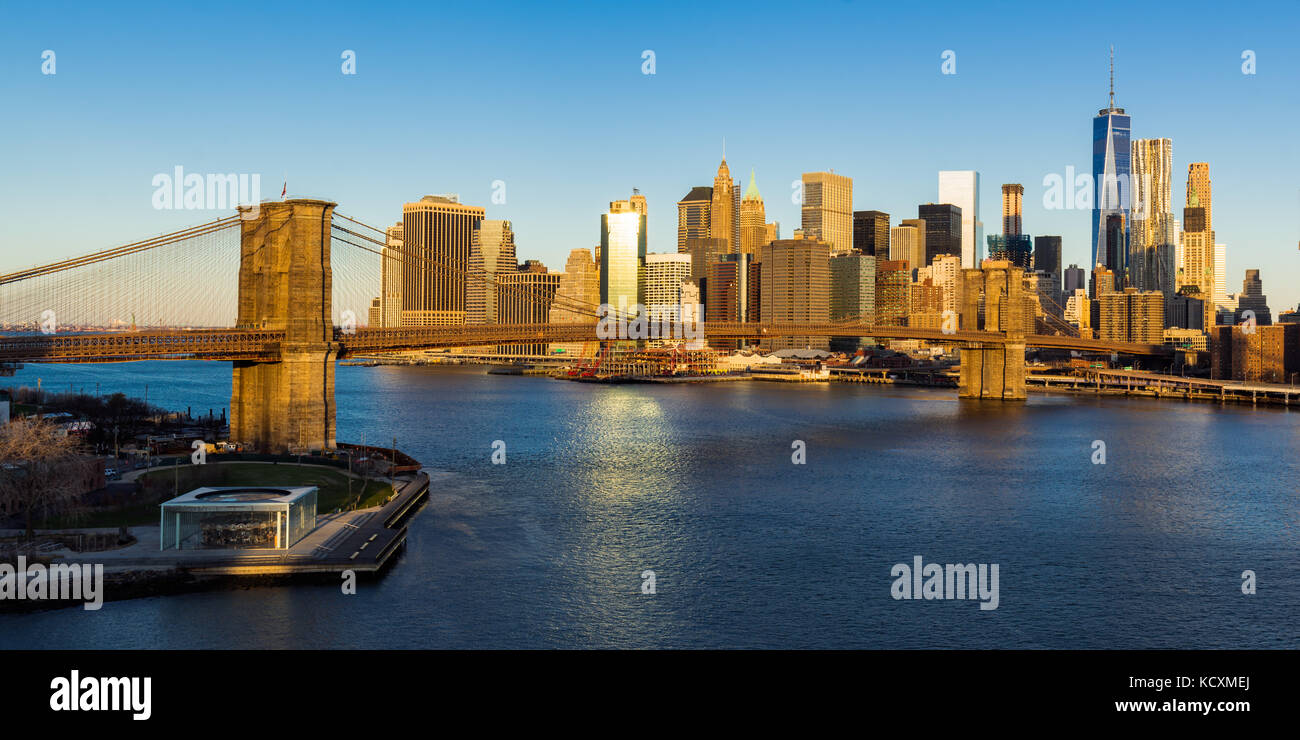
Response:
[230, 199, 339, 452]
[958, 261, 1027, 400]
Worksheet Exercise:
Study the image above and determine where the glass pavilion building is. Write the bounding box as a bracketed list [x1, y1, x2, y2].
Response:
[160, 486, 318, 551]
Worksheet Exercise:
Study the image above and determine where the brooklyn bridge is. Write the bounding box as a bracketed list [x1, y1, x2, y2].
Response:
[0, 199, 1170, 452]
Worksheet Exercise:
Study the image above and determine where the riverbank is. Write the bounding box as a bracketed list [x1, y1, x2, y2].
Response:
[1, 470, 429, 613]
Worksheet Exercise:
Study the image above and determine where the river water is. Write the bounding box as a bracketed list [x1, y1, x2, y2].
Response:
[2, 361, 1297, 648]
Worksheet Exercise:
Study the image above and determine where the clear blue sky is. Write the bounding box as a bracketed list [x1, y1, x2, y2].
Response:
[2, 0, 1297, 309]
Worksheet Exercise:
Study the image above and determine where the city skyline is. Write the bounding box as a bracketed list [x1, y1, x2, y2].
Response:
[1, 1, 1297, 313]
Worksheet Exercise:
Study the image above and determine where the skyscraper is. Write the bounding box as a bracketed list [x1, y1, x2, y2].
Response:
[1235, 269, 1273, 326]
[707, 253, 759, 348]
[829, 252, 876, 352]
[1064, 264, 1086, 295]
[1187, 162, 1212, 234]
[379, 222, 404, 328]
[711, 159, 740, 253]
[759, 236, 831, 350]
[1001, 184, 1024, 236]
[918, 203, 962, 266]
[1033, 236, 1062, 285]
[938, 171, 981, 268]
[930, 254, 963, 318]
[1129, 138, 1176, 314]
[874, 259, 911, 328]
[629, 189, 647, 218]
[401, 194, 485, 326]
[467, 219, 517, 324]
[601, 198, 647, 316]
[549, 248, 601, 357]
[1103, 213, 1127, 286]
[1033, 236, 1063, 310]
[1092, 48, 1131, 274]
[498, 264, 560, 355]
[676, 186, 713, 254]
[853, 210, 890, 256]
[739, 169, 769, 256]
[1213, 243, 1228, 308]
[891, 220, 925, 273]
[645, 252, 693, 342]
[1179, 164, 1215, 329]
[801, 171, 853, 255]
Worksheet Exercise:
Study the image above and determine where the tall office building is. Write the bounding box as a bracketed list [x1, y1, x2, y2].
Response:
[739, 169, 769, 256]
[1187, 162, 1212, 233]
[1033, 236, 1063, 314]
[801, 172, 853, 255]
[706, 253, 759, 349]
[685, 236, 729, 281]
[890, 221, 925, 273]
[711, 159, 740, 253]
[1033, 236, 1062, 285]
[918, 204, 962, 266]
[1213, 243, 1228, 309]
[706, 253, 759, 322]
[645, 253, 693, 340]
[1234, 269, 1273, 326]
[1064, 264, 1086, 294]
[829, 252, 876, 352]
[853, 210, 890, 256]
[759, 236, 831, 350]
[498, 265, 560, 355]
[549, 248, 601, 357]
[930, 254, 963, 317]
[676, 186, 713, 254]
[909, 269, 945, 330]
[938, 171, 981, 268]
[601, 198, 647, 316]
[401, 194, 486, 326]
[1001, 184, 1024, 236]
[987, 234, 1032, 269]
[629, 189, 647, 217]
[379, 222, 404, 328]
[874, 260, 911, 328]
[1064, 289, 1090, 330]
[467, 220, 517, 324]
[1102, 213, 1127, 286]
[1169, 288, 1205, 331]
[1092, 49, 1131, 274]
[1179, 167, 1215, 329]
[1129, 138, 1176, 313]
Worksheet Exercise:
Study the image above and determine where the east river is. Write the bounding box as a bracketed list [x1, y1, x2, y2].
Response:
[1, 361, 1296, 648]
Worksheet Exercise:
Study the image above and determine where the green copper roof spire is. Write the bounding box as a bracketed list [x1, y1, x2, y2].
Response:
[743, 168, 762, 200]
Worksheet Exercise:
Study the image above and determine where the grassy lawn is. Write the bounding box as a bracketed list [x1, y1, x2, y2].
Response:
[39, 462, 394, 529]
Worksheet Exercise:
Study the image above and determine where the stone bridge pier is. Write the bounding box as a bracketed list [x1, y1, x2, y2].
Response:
[958, 262, 1027, 401]
[230, 199, 339, 452]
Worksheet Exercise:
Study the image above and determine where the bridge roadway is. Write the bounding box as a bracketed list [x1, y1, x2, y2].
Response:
[0, 322, 1170, 363]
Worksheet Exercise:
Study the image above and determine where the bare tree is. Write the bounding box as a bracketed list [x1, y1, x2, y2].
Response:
[0, 417, 90, 539]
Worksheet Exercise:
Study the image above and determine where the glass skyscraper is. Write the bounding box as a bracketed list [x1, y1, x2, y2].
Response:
[1091, 54, 1130, 274]
[938, 171, 980, 268]
[601, 200, 646, 317]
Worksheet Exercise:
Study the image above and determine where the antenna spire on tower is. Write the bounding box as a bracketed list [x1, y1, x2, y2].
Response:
[1108, 45, 1115, 109]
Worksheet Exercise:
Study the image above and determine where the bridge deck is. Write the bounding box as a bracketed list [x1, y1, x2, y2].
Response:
[0, 323, 1170, 362]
